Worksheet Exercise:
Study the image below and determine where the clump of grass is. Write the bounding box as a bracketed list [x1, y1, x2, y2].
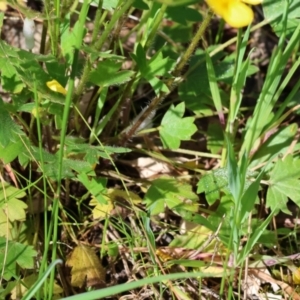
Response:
[1, 0, 300, 299]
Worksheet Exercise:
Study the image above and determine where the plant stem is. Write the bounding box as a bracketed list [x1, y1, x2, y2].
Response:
[91, 0, 104, 44]
[119, 9, 214, 144]
[48, 2, 90, 298]
[74, 0, 135, 102]
[173, 9, 213, 77]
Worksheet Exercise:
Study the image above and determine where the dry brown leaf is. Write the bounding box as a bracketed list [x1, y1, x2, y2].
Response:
[250, 269, 300, 300]
[66, 243, 105, 288]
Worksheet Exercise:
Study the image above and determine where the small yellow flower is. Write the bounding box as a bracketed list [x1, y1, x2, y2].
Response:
[206, 0, 262, 28]
[46, 79, 67, 95]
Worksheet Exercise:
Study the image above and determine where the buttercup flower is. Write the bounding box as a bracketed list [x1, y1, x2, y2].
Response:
[206, 0, 262, 28]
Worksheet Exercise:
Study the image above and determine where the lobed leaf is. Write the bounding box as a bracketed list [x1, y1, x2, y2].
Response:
[159, 102, 197, 149]
[0, 237, 36, 280]
[266, 154, 300, 214]
[66, 244, 105, 288]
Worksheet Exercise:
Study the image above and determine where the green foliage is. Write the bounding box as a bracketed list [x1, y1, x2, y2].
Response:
[64, 137, 131, 164]
[131, 44, 175, 94]
[166, 4, 202, 25]
[0, 40, 66, 105]
[0, 237, 36, 280]
[78, 173, 107, 204]
[179, 49, 258, 114]
[249, 123, 299, 168]
[206, 123, 223, 154]
[197, 168, 230, 205]
[0, 99, 24, 147]
[0, 182, 27, 235]
[144, 177, 198, 215]
[159, 102, 197, 149]
[263, 0, 300, 37]
[1, 0, 300, 298]
[89, 60, 134, 87]
[267, 155, 300, 214]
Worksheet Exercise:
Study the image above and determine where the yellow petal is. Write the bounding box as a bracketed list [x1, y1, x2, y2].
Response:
[0, 2, 7, 11]
[46, 80, 67, 95]
[206, 0, 256, 28]
[224, 1, 254, 28]
[205, 0, 229, 16]
[243, 0, 262, 4]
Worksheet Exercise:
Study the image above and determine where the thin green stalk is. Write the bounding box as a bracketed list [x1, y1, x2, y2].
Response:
[61, 271, 226, 300]
[104, 76, 137, 137]
[119, 10, 213, 144]
[221, 26, 251, 166]
[23, 260, 63, 300]
[91, 0, 104, 44]
[94, 0, 135, 50]
[43, 0, 55, 56]
[173, 9, 214, 77]
[32, 77, 48, 300]
[240, 3, 299, 156]
[54, 0, 60, 57]
[144, 3, 168, 50]
[48, 1, 91, 299]
[74, 0, 135, 101]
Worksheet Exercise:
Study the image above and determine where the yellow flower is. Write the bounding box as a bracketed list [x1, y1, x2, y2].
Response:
[206, 0, 262, 28]
[46, 79, 67, 95]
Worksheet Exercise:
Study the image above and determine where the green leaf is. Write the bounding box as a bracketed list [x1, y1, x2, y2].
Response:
[155, 0, 199, 5]
[77, 173, 107, 204]
[0, 182, 27, 236]
[239, 173, 261, 224]
[45, 58, 68, 87]
[170, 225, 215, 250]
[133, 0, 149, 9]
[197, 168, 230, 205]
[0, 57, 24, 93]
[197, 167, 255, 205]
[179, 49, 257, 114]
[131, 43, 147, 73]
[0, 139, 25, 163]
[166, 5, 202, 25]
[263, 0, 300, 38]
[0, 37, 24, 93]
[206, 123, 223, 154]
[61, 19, 85, 64]
[266, 154, 300, 214]
[144, 52, 175, 94]
[159, 102, 197, 149]
[0, 237, 36, 280]
[101, 0, 118, 10]
[24, 146, 95, 180]
[206, 51, 224, 125]
[89, 60, 134, 87]
[0, 41, 66, 105]
[238, 210, 276, 265]
[64, 138, 131, 164]
[144, 177, 198, 215]
[250, 123, 299, 168]
[132, 44, 175, 94]
[226, 135, 240, 202]
[0, 99, 24, 147]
